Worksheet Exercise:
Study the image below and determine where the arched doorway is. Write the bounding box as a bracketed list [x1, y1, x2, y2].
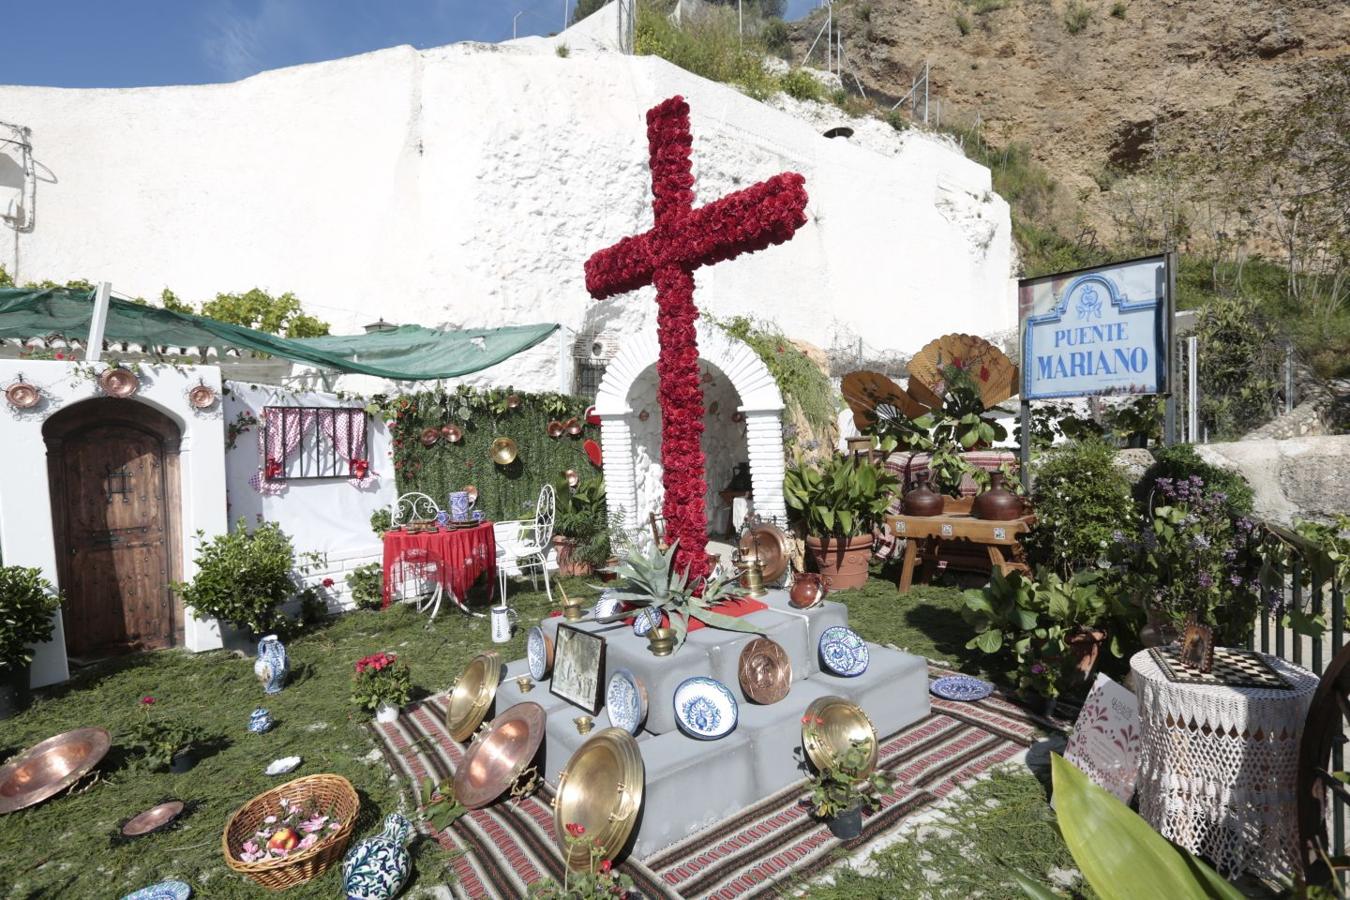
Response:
[43, 398, 183, 658]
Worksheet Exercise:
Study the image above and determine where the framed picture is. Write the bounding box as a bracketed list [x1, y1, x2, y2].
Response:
[1180, 620, 1215, 673]
[549, 624, 607, 714]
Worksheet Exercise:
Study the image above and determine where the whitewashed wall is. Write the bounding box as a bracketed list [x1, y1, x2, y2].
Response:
[222, 381, 395, 612]
[0, 360, 228, 687]
[0, 29, 1014, 396]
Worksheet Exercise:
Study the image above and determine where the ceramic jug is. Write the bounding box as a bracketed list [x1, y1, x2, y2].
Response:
[254, 635, 289, 695]
[490, 605, 518, 644]
[342, 813, 414, 900]
[972, 472, 1023, 521]
[901, 474, 944, 517]
[448, 490, 476, 522]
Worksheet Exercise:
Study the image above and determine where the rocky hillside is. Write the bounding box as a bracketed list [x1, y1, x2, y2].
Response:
[795, 0, 1350, 236]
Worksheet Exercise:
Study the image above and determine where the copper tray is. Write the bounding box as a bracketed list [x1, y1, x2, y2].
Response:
[121, 800, 185, 837]
[187, 384, 217, 409]
[99, 367, 140, 398]
[801, 695, 877, 777]
[739, 524, 789, 583]
[0, 727, 111, 814]
[738, 637, 792, 705]
[553, 728, 644, 870]
[453, 702, 546, 809]
[446, 652, 502, 742]
[5, 381, 39, 410]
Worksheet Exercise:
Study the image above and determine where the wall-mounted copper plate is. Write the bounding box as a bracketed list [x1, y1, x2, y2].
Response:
[738, 637, 792, 705]
[738, 524, 789, 583]
[0, 727, 111, 814]
[453, 702, 546, 809]
[564, 418, 582, 437]
[442, 424, 462, 443]
[801, 695, 877, 777]
[187, 384, 217, 409]
[446, 652, 502, 742]
[99, 367, 140, 398]
[5, 381, 39, 409]
[547, 420, 565, 439]
[420, 427, 440, 447]
[552, 728, 644, 870]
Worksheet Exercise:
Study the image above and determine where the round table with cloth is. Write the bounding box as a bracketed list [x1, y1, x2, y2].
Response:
[381, 523, 496, 611]
[1130, 648, 1319, 881]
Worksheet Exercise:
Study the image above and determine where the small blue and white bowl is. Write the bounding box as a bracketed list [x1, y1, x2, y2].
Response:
[121, 881, 191, 900]
[631, 606, 663, 637]
[248, 708, 274, 734]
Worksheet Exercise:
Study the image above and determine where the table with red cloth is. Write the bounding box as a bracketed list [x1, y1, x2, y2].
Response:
[381, 523, 496, 610]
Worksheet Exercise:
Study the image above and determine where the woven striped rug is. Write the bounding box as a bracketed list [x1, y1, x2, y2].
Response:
[368, 666, 1063, 899]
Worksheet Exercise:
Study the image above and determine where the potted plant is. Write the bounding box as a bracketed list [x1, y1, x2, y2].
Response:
[0, 566, 63, 720]
[528, 822, 636, 898]
[346, 563, 384, 611]
[176, 520, 301, 639]
[553, 478, 610, 577]
[351, 652, 411, 723]
[803, 737, 896, 840]
[784, 452, 899, 590]
[126, 696, 208, 772]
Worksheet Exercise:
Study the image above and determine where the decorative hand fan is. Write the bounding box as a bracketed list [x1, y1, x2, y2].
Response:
[840, 371, 928, 431]
[907, 334, 1018, 410]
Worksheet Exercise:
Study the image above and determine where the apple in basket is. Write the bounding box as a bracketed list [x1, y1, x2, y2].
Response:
[267, 826, 300, 853]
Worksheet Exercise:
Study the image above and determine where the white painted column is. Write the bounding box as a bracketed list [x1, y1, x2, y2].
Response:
[742, 409, 787, 525]
[599, 414, 639, 534]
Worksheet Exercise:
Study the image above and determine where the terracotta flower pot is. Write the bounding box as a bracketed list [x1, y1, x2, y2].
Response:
[1066, 627, 1108, 683]
[805, 534, 873, 591]
[552, 536, 594, 578]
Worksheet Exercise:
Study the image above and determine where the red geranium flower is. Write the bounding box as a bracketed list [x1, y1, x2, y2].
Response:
[322, 577, 335, 588]
[565, 822, 585, 837]
[140, 696, 156, 705]
[599, 859, 612, 873]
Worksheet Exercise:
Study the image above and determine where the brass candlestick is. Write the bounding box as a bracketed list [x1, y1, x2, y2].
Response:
[515, 674, 535, 693]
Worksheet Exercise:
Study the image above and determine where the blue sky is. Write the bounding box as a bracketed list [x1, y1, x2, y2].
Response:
[0, 0, 818, 88]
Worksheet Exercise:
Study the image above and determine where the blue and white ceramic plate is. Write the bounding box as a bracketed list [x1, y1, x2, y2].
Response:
[930, 675, 994, 702]
[673, 676, 738, 740]
[605, 668, 648, 735]
[631, 606, 663, 637]
[121, 881, 192, 900]
[526, 625, 550, 681]
[592, 591, 623, 621]
[819, 626, 869, 677]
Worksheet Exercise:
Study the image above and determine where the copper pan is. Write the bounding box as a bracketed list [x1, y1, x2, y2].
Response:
[800, 695, 877, 777]
[564, 418, 582, 437]
[121, 800, 185, 837]
[5, 381, 39, 410]
[738, 637, 792, 705]
[442, 424, 463, 444]
[421, 427, 440, 447]
[547, 420, 565, 439]
[446, 652, 502, 742]
[552, 728, 644, 870]
[452, 702, 546, 809]
[0, 727, 111, 814]
[187, 384, 217, 410]
[738, 524, 789, 583]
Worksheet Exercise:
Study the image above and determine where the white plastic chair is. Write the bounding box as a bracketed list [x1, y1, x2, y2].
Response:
[494, 484, 556, 604]
[391, 491, 441, 527]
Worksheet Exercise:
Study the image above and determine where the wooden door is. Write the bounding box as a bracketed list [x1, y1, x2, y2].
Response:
[46, 402, 180, 658]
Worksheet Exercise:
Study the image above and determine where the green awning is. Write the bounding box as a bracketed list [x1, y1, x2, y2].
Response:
[0, 288, 559, 381]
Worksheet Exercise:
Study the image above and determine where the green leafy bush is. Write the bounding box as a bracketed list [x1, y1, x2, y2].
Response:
[784, 453, 900, 538]
[1027, 440, 1138, 577]
[347, 563, 384, 611]
[778, 68, 824, 103]
[176, 521, 300, 636]
[554, 477, 611, 567]
[761, 18, 790, 56]
[0, 566, 63, 672]
[710, 314, 837, 445]
[125, 697, 207, 770]
[1194, 295, 1280, 439]
[804, 737, 897, 818]
[1138, 443, 1254, 516]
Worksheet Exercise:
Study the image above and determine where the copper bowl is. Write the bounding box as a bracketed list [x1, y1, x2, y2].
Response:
[801, 696, 878, 777]
[420, 427, 440, 447]
[453, 702, 546, 809]
[121, 800, 185, 837]
[564, 469, 580, 488]
[553, 728, 644, 870]
[506, 394, 522, 410]
[0, 727, 111, 814]
[564, 418, 582, 437]
[442, 424, 463, 444]
[99, 367, 140, 398]
[547, 420, 565, 439]
[187, 384, 217, 410]
[446, 652, 502, 742]
[5, 381, 39, 410]
[739, 524, 789, 583]
[738, 637, 792, 705]
[491, 437, 519, 466]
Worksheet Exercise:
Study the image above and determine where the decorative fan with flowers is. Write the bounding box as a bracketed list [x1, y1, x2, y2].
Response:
[906, 334, 1018, 411]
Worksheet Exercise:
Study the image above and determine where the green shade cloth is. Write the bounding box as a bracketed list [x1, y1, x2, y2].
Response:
[0, 288, 559, 380]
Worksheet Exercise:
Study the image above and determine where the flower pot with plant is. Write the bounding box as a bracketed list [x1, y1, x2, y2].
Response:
[803, 736, 896, 840]
[176, 520, 302, 640]
[784, 453, 899, 590]
[126, 696, 208, 772]
[351, 652, 411, 722]
[0, 566, 63, 720]
[553, 478, 611, 578]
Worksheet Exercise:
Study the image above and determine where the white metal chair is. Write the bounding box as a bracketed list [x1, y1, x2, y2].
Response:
[391, 491, 441, 528]
[494, 484, 556, 604]
[389, 547, 444, 621]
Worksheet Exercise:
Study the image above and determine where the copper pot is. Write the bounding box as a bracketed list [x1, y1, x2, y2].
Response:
[564, 418, 582, 437]
[972, 472, 1023, 521]
[789, 572, 827, 609]
[442, 424, 463, 444]
[902, 478, 944, 517]
[420, 427, 440, 447]
[187, 383, 217, 409]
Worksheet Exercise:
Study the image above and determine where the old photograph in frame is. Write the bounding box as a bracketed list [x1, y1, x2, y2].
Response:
[549, 624, 607, 714]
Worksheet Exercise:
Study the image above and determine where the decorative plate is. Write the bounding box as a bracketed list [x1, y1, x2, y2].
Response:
[120, 800, 186, 838]
[420, 427, 440, 447]
[592, 591, 623, 621]
[738, 638, 792, 705]
[122, 880, 191, 900]
[187, 384, 217, 409]
[930, 675, 994, 702]
[264, 756, 301, 776]
[5, 380, 40, 409]
[99, 367, 140, 398]
[526, 626, 553, 681]
[605, 669, 648, 735]
[631, 606, 663, 637]
[819, 626, 869, 677]
[673, 676, 738, 740]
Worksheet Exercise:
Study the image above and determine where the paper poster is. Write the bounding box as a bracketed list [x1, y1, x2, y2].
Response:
[1062, 673, 1141, 803]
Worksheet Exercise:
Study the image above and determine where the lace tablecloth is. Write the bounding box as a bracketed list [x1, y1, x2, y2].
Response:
[1131, 649, 1319, 880]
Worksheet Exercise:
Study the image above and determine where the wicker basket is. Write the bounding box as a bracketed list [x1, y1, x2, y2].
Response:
[222, 774, 360, 891]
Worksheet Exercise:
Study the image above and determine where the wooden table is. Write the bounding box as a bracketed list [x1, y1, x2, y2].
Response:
[885, 511, 1035, 592]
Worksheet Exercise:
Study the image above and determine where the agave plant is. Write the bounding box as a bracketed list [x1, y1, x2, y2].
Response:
[593, 541, 761, 651]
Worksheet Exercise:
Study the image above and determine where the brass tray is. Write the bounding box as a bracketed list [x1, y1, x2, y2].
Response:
[739, 524, 789, 583]
[453, 702, 546, 809]
[446, 652, 502, 742]
[737, 637, 792, 705]
[552, 728, 644, 870]
[800, 695, 877, 777]
[0, 727, 111, 814]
